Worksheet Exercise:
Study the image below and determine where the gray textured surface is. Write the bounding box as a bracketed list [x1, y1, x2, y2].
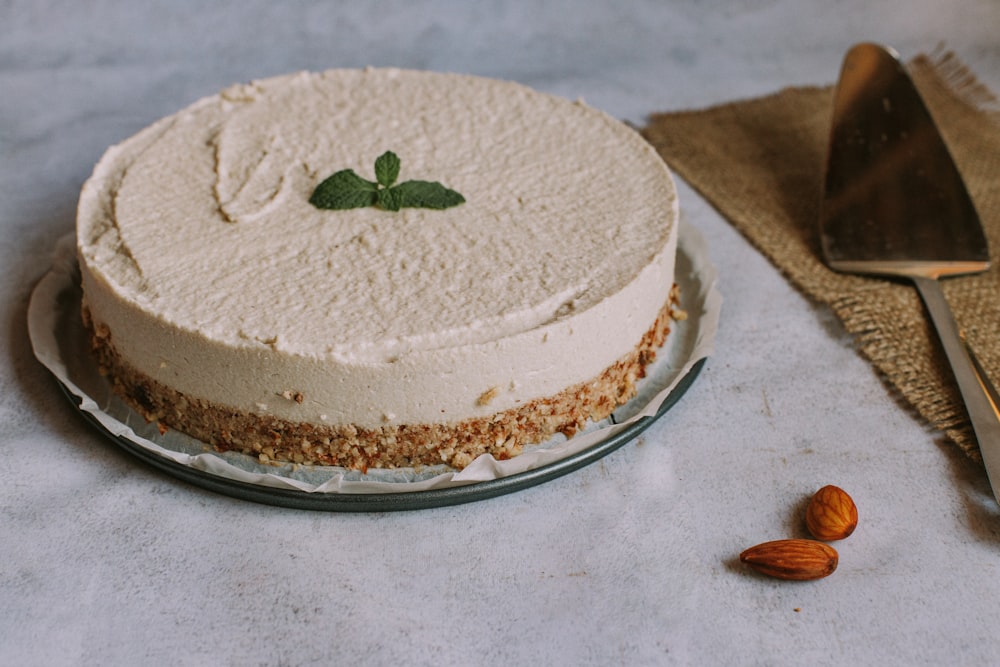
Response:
[4, 1, 1000, 664]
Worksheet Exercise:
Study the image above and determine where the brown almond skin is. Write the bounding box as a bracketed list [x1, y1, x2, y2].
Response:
[739, 539, 838, 580]
[805, 485, 858, 541]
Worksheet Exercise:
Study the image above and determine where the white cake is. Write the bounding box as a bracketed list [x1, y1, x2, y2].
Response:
[77, 68, 680, 470]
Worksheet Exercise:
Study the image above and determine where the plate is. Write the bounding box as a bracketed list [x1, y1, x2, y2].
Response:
[29, 221, 720, 511]
[56, 360, 704, 511]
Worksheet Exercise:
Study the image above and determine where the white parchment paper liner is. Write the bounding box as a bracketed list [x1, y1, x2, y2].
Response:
[28, 219, 721, 494]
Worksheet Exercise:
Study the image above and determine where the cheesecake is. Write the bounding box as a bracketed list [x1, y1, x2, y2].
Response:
[76, 68, 679, 470]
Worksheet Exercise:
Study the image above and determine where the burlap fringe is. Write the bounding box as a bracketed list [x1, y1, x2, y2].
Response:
[925, 44, 1000, 115]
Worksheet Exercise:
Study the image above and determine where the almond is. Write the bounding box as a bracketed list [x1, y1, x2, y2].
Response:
[805, 485, 858, 541]
[739, 539, 838, 580]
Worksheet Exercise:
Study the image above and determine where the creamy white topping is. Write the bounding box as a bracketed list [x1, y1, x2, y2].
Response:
[77, 68, 677, 427]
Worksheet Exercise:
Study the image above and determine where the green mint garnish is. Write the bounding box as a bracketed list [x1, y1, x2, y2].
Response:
[310, 151, 464, 212]
[374, 150, 400, 188]
[308, 169, 378, 209]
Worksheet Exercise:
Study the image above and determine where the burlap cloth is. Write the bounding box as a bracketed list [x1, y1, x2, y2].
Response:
[642, 51, 1000, 460]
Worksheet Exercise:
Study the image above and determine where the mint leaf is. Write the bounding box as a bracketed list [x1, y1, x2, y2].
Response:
[377, 186, 404, 212]
[374, 151, 401, 188]
[309, 169, 378, 210]
[391, 180, 466, 210]
[309, 153, 465, 213]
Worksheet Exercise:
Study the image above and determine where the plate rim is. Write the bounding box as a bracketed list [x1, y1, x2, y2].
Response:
[57, 358, 705, 512]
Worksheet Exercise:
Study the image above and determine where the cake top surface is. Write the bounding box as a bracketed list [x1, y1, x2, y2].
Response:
[78, 68, 676, 362]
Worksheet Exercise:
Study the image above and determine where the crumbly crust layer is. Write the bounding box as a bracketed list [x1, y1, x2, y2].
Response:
[84, 287, 681, 471]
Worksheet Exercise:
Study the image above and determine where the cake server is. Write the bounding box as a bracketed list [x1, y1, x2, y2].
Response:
[819, 42, 1000, 503]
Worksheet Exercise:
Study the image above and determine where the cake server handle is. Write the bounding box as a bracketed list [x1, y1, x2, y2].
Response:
[913, 276, 1000, 502]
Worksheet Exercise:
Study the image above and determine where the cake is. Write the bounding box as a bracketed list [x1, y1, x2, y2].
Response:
[76, 67, 680, 471]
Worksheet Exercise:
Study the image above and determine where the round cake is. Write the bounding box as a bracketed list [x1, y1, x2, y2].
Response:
[77, 67, 680, 470]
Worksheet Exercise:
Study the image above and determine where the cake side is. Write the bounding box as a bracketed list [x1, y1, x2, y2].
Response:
[76, 220, 676, 428]
[83, 287, 681, 470]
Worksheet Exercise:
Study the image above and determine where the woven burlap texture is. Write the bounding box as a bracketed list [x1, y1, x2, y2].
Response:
[643, 52, 1000, 459]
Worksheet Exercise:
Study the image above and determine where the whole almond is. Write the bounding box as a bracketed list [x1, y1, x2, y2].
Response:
[739, 539, 838, 580]
[805, 485, 858, 541]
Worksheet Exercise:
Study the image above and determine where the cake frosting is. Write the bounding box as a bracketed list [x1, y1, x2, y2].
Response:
[77, 67, 679, 470]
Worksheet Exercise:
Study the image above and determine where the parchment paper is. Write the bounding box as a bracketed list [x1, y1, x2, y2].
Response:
[28, 219, 720, 494]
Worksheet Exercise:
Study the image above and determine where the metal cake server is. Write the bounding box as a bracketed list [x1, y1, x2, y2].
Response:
[819, 42, 1000, 503]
